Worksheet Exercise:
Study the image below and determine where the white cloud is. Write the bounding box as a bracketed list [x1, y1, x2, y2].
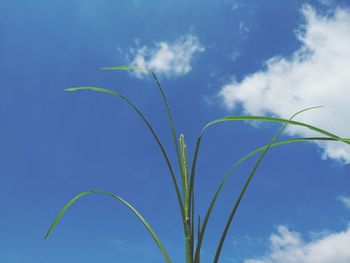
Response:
[337, 196, 350, 209]
[219, 5, 350, 163]
[245, 225, 350, 263]
[129, 34, 204, 78]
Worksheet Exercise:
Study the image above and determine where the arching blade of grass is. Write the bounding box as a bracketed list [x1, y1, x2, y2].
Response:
[150, 72, 185, 198]
[212, 106, 321, 262]
[191, 113, 350, 203]
[45, 190, 172, 263]
[101, 67, 185, 198]
[191, 115, 339, 194]
[193, 108, 350, 262]
[191, 111, 350, 262]
[45, 191, 88, 240]
[65, 87, 185, 221]
[192, 137, 349, 262]
[202, 115, 350, 145]
[101, 67, 192, 261]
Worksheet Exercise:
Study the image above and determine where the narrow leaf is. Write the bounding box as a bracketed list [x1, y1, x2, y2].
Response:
[45, 190, 172, 263]
[201, 114, 349, 145]
[193, 137, 348, 262]
[213, 107, 321, 262]
[193, 108, 350, 262]
[150, 72, 185, 201]
[65, 86, 185, 220]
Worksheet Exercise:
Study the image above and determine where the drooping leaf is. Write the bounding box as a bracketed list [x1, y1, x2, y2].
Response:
[192, 107, 350, 262]
[213, 107, 320, 262]
[45, 190, 172, 263]
[65, 87, 185, 219]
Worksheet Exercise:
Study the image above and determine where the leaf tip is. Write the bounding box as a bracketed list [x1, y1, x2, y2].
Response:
[65, 88, 76, 92]
[44, 230, 51, 240]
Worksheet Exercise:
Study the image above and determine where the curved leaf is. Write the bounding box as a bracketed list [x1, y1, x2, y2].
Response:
[45, 190, 172, 263]
[100, 67, 186, 205]
[213, 107, 323, 262]
[202, 115, 349, 145]
[65, 87, 185, 219]
[192, 137, 349, 262]
[94, 68, 190, 239]
[192, 108, 350, 262]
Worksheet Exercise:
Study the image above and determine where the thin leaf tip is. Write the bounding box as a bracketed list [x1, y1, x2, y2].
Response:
[65, 88, 80, 92]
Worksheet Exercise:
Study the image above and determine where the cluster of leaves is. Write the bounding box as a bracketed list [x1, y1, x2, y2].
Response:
[45, 67, 350, 263]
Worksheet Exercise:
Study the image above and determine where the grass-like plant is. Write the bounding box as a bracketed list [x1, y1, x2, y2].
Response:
[45, 66, 350, 263]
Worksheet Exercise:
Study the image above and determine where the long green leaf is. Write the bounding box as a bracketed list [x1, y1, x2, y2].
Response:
[45, 190, 172, 263]
[213, 106, 321, 262]
[192, 137, 349, 262]
[101, 67, 184, 189]
[101, 67, 185, 206]
[150, 72, 185, 199]
[102, 65, 186, 197]
[193, 110, 350, 262]
[191, 113, 350, 211]
[65, 87, 185, 220]
[100, 67, 185, 200]
[100, 67, 191, 260]
[202, 115, 349, 145]
[149, 72, 193, 263]
[188, 134, 201, 258]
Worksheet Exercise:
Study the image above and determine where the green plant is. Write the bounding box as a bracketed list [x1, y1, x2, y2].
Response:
[45, 66, 350, 263]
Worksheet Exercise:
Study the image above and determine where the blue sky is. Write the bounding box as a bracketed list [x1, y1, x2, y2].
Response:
[1, 0, 350, 262]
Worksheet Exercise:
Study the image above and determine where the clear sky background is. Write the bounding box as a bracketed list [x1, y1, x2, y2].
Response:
[1, 0, 350, 262]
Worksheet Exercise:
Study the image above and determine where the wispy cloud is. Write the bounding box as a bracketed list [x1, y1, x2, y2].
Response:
[129, 34, 204, 78]
[318, 0, 334, 6]
[238, 21, 250, 39]
[245, 225, 350, 263]
[219, 0, 242, 11]
[229, 50, 241, 61]
[337, 196, 350, 209]
[219, 5, 350, 163]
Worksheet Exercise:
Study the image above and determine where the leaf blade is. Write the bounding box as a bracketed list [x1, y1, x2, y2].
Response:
[193, 108, 350, 262]
[45, 190, 172, 263]
[65, 86, 185, 220]
[202, 114, 349, 145]
[213, 107, 322, 262]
